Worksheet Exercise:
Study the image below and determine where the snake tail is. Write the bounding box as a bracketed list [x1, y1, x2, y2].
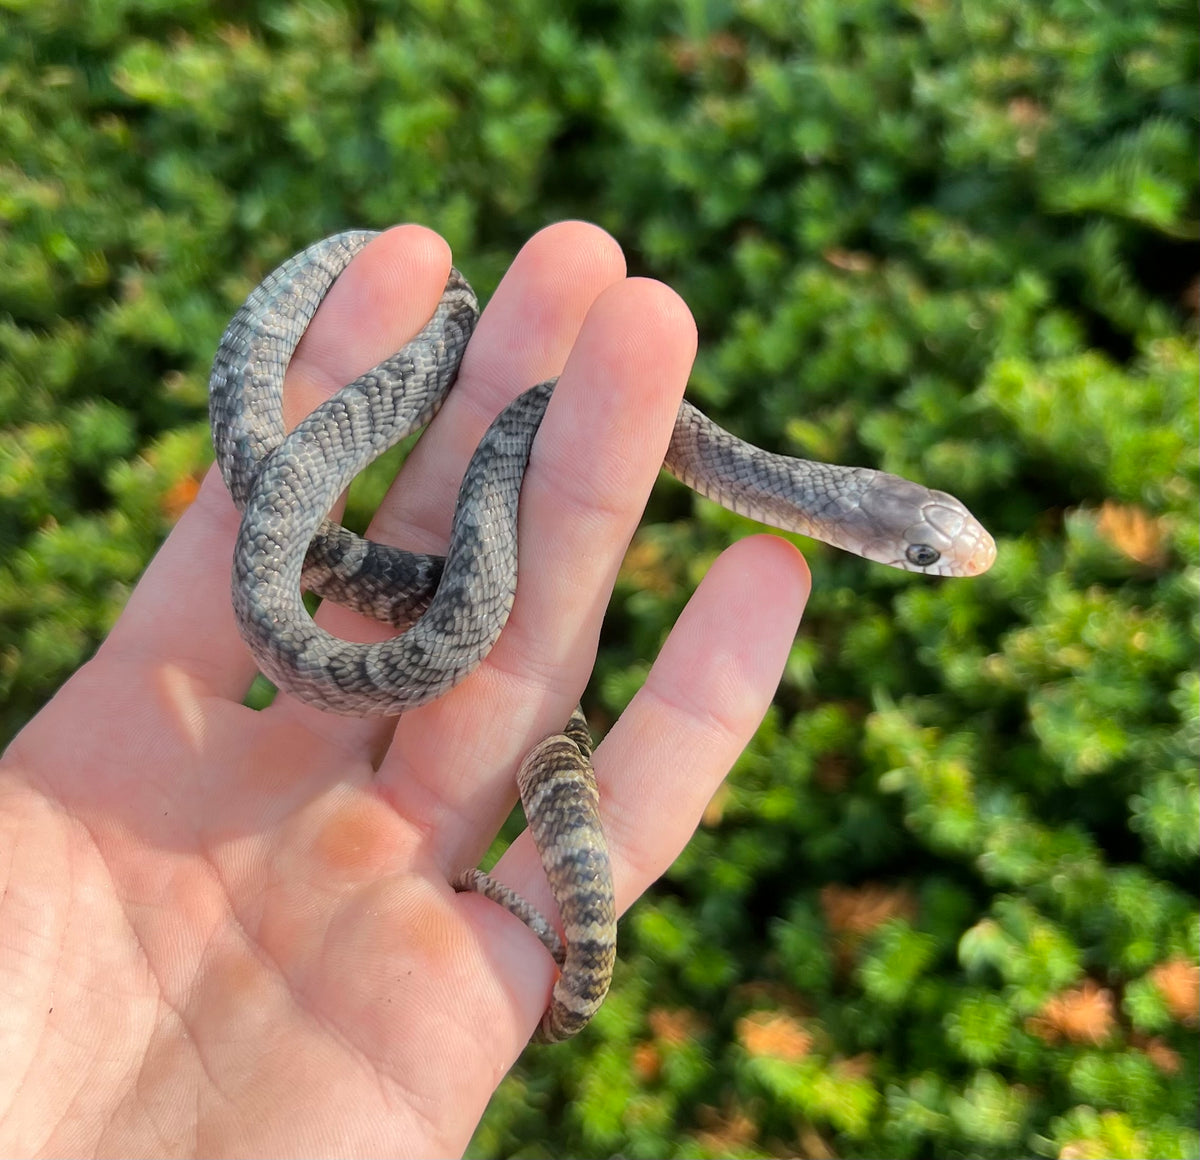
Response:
[455, 707, 616, 1043]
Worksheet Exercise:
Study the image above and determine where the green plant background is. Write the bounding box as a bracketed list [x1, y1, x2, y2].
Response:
[2, 2, 1197, 1157]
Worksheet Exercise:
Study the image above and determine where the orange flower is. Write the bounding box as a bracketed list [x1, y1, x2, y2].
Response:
[1150, 958, 1200, 1026]
[1027, 979, 1114, 1045]
[161, 473, 203, 520]
[1095, 500, 1167, 567]
[631, 1041, 661, 1083]
[648, 1007, 700, 1045]
[692, 1104, 757, 1155]
[736, 1011, 813, 1061]
[820, 883, 917, 936]
[1135, 1034, 1182, 1075]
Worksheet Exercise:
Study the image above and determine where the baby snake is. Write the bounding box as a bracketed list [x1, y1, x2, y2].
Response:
[209, 230, 996, 1042]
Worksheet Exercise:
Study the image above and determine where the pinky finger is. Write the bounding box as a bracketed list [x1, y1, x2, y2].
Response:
[595, 534, 810, 904]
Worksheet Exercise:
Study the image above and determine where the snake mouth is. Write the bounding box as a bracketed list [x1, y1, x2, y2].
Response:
[962, 529, 998, 576]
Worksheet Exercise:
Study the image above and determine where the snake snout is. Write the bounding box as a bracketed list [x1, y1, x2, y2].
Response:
[913, 490, 996, 577]
[961, 524, 998, 576]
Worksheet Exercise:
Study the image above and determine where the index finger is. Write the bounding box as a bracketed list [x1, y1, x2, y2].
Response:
[100, 226, 453, 709]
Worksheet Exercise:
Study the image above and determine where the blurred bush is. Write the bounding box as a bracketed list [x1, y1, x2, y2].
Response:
[1, 1, 1196, 1156]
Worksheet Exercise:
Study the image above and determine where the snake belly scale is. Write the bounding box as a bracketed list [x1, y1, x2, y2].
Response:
[210, 230, 996, 1042]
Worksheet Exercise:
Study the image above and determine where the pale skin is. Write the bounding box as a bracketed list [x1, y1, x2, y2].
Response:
[0, 222, 810, 1158]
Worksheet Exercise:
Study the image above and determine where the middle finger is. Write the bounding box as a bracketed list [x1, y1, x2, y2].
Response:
[381, 270, 698, 878]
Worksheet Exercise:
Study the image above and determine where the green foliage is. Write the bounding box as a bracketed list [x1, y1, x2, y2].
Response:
[2, 0, 1197, 1156]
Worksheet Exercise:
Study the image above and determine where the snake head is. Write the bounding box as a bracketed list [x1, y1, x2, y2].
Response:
[851, 473, 996, 577]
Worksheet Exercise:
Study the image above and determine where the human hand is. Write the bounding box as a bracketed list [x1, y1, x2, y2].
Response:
[0, 222, 809, 1157]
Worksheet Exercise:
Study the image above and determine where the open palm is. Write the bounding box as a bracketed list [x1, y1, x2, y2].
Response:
[0, 222, 809, 1158]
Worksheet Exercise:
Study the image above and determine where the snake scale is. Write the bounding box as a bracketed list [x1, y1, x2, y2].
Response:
[209, 230, 996, 1042]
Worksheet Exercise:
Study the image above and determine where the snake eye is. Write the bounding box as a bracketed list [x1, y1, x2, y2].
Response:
[906, 543, 941, 568]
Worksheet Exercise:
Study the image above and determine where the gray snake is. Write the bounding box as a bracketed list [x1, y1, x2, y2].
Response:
[209, 230, 996, 1041]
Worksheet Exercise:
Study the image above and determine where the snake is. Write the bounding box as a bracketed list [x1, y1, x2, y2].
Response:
[209, 230, 996, 1042]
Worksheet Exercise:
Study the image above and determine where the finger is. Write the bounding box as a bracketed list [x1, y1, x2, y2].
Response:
[363, 220, 630, 556]
[590, 535, 810, 902]
[269, 222, 629, 752]
[101, 226, 453, 713]
[282, 225, 455, 432]
[380, 276, 699, 876]
[233, 224, 457, 748]
[454, 535, 810, 1032]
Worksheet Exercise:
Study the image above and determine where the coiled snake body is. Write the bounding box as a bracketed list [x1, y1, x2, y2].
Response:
[210, 231, 996, 1041]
